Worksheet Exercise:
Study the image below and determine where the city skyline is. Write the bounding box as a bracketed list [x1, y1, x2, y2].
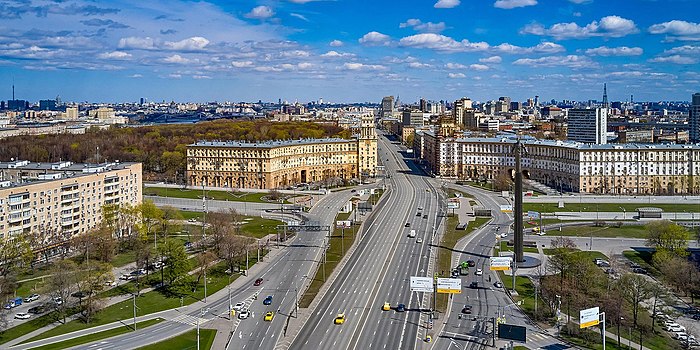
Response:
[0, 0, 699, 103]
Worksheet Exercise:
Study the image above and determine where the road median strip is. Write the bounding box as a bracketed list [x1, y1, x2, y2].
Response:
[23, 318, 164, 350]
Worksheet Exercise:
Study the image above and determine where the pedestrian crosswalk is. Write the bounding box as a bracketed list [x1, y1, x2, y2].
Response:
[170, 314, 209, 326]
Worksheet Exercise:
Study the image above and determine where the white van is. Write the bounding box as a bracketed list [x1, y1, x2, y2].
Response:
[408, 230, 416, 238]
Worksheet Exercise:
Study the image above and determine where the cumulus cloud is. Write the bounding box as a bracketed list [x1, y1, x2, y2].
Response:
[648, 20, 700, 41]
[492, 41, 564, 54]
[398, 33, 489, 52]
[448, 72, 466, 78]
[520, 16, 638, 39]
[434, 0, 460, 8]
[568, 0, 592, 3]
[649, 55, 698, 64]
[342, 62, 387, 70]
[359, 31, 391, 46]
[585, 46, 643, 56]
[231, 60, 254, 68]
[163, 37, 209, 51]
[513, 55, 597, 68]
[479, 56, 502, 63]
[470, 64, 490, 71]
[494, 0, 538, 9]
[408, 61, 432, 68]
[445, 62, 467, 69]
[118, 37, 157, 50]
[329, 40, 344, 47]
[98, 51, 132, 60]
[246, 6, 274, 19]
[664, 45, 700, 55]
[163, 54, 192, 64]
[320, 50, 354, 58]
[118, 36, 209, 51]
[400, 19, 447, 33]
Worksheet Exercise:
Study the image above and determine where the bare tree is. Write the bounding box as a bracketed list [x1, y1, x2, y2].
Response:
[44, 260, 78, 324]
[619, 273, 653, 327]
[77, 261, 112, 324]
[194, 251, 216, 290]
[218, 234, 253, 274]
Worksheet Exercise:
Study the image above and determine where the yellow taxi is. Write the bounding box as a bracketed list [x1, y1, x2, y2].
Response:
[334, 313, 346, 325]
[382, 302, 391, 311]
[264, 311, 274, 321]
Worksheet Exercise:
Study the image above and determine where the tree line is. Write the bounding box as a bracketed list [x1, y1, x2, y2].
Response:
[0, 120, 350, 181]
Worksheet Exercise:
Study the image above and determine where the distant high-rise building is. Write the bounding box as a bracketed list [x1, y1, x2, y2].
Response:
[39, 99, 57, 111]
[140, 97, 145, 105]
[380, 96, 395, 118]
[510, 101, 522, 111]
[602, 83, 609, 109]
[7, 99, 27, 111]
[65, 106, 78, 120]
[567, 108, 608, 144]
[419, 98, 427, 112]
[690, 93, 700, 143]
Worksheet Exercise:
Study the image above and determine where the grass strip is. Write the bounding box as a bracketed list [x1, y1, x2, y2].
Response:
[26, 318, 164, 350]
[143, 186, 288, 204]
[135, 328, 217, 350]
[522, 202, 700, 213]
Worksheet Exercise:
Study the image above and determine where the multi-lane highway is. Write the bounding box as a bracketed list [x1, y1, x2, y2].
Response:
[290, 134, 440, 350]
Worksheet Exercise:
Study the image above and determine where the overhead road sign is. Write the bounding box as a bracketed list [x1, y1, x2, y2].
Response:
[500, 205, 513, 213]
[527, 211, 540, 219]
[410, 277, 434, 293]
[498, 323, 527, 342]
[336, 220, 352, 228]
[489, 257, 512, 271]
[437, 278, 461, 294]
[579, 307, 600, 329]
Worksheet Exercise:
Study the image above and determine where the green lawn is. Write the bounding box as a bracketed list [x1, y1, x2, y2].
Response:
[240, 217, 285, 239]
[23, 259, 249, 343]
[553, 224, 649, 239]
[300, 211, 355, 308]
[0, 309, 70, 345]
[26, 318, 164, 350]
[522, 202, 700, 213]
[111, 251, 137, 268]
[497, 241, 539, 254]
[135, 328, 216, 350]
[143, 186, 288, 204]
[436, 215, 491, 312]
[496, 271, 550, 321]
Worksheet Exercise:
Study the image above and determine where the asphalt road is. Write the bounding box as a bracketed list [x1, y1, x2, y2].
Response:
[289, 134, 438, 350]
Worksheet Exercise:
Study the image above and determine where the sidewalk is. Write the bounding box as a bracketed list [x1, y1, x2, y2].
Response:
[7, 244, 291, 350]
[544, 312, 653, 350]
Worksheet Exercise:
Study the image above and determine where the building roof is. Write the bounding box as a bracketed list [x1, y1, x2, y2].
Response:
[190, 138, 353, 149]
[0, 160, 139, 190]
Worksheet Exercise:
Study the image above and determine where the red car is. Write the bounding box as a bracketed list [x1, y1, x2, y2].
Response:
[254, 278, 263, 286]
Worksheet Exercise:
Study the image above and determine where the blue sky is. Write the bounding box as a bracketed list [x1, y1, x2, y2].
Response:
[0, 0, 699, 104]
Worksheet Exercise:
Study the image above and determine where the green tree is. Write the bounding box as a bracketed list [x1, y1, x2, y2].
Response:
[77, 261, 112, 324]
[45, 260, 78, 324]
[138, 200, 164, 243]
[158, 239, 190, 285]
[645, 220, 689, 257]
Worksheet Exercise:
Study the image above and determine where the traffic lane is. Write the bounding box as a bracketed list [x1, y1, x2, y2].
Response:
[290, 182, 406, 349]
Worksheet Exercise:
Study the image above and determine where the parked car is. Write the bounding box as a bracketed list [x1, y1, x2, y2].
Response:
[71, 291, 89, 299]
[632, 267, 647, 274]
[24, 294, 40, 303]
[105, 280, 117, 287]
[4, 298, 22, 309]
[52, 297, 63, 305]
[28, 304, 47, 314]
[14, 313, 30, 320]
[119, 274, 133, 281]
[130, 268, 146, 276]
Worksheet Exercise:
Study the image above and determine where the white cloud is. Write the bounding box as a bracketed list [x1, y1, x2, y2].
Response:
[254, 66, 282, 72]
[513, 55, 597, 68]
[290, 13, 308, 21]
[246, 6, 274, 19]
[521, 16, 638, 39]
[448, 72, 466, 78]
[163, 37, 209, 51]
[492, 42, 564, 54]
[359, 31, 391, 46]
[664, 45, 700, 55]
[585, 46, 643, 56]
[648, 20, 700, 41]
[400, 19, 447, 33]
[231, 60, 254, 68]
[128, 74, 142, 78]
[494, 0, 538, 9]
[163, 54, 192, 64]
[320, 50, 354, 58]
[342, 62, 387, 71]
[168, 73, 182, 79]
[445, 62, 467, 69]
[408, 61, 432, 68]
[98, 51, 132, 60]
[649, 55, 698, 64]
[569, 0, 592, 3]
[118, 37, 156, 50]
[470, 64, 489, 71]
[398, 33, 489, 52]
[192, 75, 211, 79]
[434, 0, 460, 8]
[329, 40, 344, 47]
[479, 56, 502, 63]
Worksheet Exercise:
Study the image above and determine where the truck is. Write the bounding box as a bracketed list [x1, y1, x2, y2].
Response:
[408, 230, 416, 238]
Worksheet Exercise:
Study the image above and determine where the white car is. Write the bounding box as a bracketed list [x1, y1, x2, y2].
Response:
[233, 302, 245, 311]
[14, 313, 30, 320]
[119, 274, 133, 281]
[500, 233, 508, 238]
[105, 280, 117, 287]
[238, 309, 250, 319]
[52, 297, 63, 305]
[416, 237, 423, 243]
[475, 269, 483, 276]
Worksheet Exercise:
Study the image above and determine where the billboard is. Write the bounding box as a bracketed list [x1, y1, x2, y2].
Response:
[489, 257, 512, 271]
[579, 307, 600, 329]
[436, 278, 461, 294]
[498, 323, 527, 342]
[527, 211, 540, 219]
[410, 277, 434, 293]
[336, 220, 352, 228]
[447, 199, 460, 209]
[499, 205, 513, 213]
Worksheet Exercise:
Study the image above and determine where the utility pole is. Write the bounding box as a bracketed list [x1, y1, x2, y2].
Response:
[204, 267, 207, 303]
[133, 294, 137, 331]
[245, 247, 249, 276]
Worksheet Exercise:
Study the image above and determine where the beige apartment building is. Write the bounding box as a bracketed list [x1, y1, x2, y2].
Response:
[0, 161, 142, 245]
[421, 130, 700, 195]
[187, 116, 377, 189]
